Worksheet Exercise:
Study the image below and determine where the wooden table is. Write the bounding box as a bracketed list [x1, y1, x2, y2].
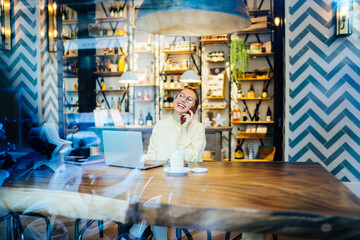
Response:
[1, 162, 360, 239]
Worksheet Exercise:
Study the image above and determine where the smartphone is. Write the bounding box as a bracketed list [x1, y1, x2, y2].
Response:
[181, 106, 197, 124]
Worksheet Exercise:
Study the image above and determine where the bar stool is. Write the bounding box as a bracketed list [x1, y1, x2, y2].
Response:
[0, 212, 25, 240]
[74, 218, 124, 240]
[176, 228, 212, 240]
[21, 212, 51, 240]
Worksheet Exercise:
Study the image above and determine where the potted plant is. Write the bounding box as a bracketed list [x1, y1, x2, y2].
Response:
[230, 39, 249, 79]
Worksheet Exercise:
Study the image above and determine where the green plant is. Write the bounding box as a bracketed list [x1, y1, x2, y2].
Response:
[230, 39, 249, 79]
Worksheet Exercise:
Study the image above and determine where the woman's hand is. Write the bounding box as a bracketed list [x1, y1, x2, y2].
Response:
[181, 110, 194, 134]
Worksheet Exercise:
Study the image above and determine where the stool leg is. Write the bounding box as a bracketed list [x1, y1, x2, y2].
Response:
[7, 215, 11, 240]
[12, 212, 24, 240]
[182, 228, 194, 240]
[78, 220, 96, 240]
[176, 228, 182, 239]
[233, 232, 242, 240]
[112, 221, 123, 239]
[74, 218, 81, 240]
[98, 220, 104, 238]
[206, 230, 212, 240]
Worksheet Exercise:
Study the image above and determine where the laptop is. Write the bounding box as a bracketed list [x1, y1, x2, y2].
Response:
[102, 130, 164, 170]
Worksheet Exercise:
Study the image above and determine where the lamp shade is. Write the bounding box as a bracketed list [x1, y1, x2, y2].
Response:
[180, 70, 201, 83]
[118, 71, 140, 84]
[136, 0, 251, 36]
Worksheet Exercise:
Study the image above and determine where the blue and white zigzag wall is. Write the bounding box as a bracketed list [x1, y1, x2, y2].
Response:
[0, 0, 59, 126]
[39, 0, 59, 125]
[286, 0, 360, 181]
[0, 0, 40, 123]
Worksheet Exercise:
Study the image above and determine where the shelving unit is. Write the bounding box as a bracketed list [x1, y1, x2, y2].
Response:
[159, 37, 201, 120]
[230, 1, 275, 160]
[201, 37, 229, 126]
[61, 5, 80, 133]
[200, 34, 231, 161]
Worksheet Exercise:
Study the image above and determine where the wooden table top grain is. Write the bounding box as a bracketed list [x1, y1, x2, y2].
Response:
[1, 161, 360, 239]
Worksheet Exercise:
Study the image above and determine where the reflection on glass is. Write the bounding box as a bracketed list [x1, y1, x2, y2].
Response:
[48, 0, 57, 52]
[1, 0, 11, 50]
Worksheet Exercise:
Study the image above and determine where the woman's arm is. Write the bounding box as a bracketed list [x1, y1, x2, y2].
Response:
[179, 123, 206, 162]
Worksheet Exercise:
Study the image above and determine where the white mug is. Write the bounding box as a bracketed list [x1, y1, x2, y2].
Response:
[170, 150, 185, 171]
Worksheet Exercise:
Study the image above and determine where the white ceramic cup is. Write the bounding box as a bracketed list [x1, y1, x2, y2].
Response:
[170, 150, 185, 171]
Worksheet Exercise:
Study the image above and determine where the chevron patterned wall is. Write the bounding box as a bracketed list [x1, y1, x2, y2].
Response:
[0, 0, 40, 123]
[287, 0, 360, 181]
[39, 0, 59, 126]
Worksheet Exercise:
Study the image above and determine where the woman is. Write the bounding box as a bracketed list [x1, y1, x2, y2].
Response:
[122, 88, 206, 240]
[146, 87, 206, 162]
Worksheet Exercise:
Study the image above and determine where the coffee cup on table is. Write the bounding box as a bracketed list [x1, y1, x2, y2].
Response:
[170, 150, 185, 171]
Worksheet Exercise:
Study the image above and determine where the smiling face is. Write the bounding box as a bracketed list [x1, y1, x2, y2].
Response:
[173, 89, 197, 114]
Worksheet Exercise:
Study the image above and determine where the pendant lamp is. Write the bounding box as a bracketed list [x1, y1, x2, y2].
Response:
[180, 38, 201, 83]
[180, 69, 201, 83]
[135, 0, 251, 36]
[119, 71, 140, 84]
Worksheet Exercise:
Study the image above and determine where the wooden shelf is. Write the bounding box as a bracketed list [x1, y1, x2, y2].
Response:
[200, 39, 229, 44]
[95, 89, 125, 92]
[94, 54, 126, 57]
[65, 90, 78, 93]
[162, 50, 195, 55]
[63, 55, 78, 59]
[235, 135, 269, 140]
[206, 96, 225, 100]
[163, 86, 200, 90]
[63, 73, 78, 78]
[63, 19, 78, 25]
[237, 97, 271, 100]
[249, 52, 274, 57]
[223, 158, 273, 162]
[232, 121, 274, 124]
[237, 29, 271, 35]
[236, 77, 271, 81]
[94, 17, 126, 22]
[62, 38, 77, 41]
[162, 69, 188, 74]
[162, 107, 174, 110]
[206, 59, 225, 63]
[163, 88, 183, 91]
[94, 71, 123, 76]
[249, 9, 271, 16]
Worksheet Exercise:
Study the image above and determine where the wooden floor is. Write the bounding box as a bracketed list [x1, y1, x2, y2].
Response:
[0, 214, 310, 240]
